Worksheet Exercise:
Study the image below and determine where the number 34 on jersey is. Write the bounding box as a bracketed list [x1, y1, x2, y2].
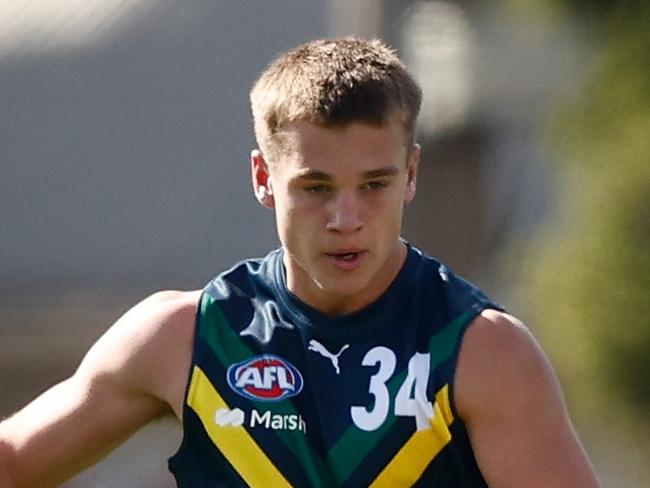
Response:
[351, 347, 434, 432]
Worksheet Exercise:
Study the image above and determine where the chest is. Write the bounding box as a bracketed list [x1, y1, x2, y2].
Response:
[182, 296, 465, 486]
[227, 336, 439, 438]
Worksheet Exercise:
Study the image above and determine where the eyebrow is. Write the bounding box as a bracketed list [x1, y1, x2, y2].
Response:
[296, 171, 334, 182]
[295, 167, 399, 181]
[362, 167, 399, 179]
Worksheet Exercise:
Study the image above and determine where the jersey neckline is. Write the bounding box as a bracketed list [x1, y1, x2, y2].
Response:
[270, 241, 420, 333]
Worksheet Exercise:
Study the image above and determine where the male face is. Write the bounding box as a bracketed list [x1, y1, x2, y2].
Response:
[252, 117, 419, 315]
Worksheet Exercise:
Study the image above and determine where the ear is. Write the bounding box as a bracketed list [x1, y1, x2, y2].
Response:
[404, 143, 420, 204]
[251, 149, 275, 208]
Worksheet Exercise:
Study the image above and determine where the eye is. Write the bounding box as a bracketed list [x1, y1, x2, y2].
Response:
[304, 184, 332, 194]
[361, 180, 388, 191]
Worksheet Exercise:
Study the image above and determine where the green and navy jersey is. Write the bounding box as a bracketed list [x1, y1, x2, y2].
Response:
[169, 244, 501, 487]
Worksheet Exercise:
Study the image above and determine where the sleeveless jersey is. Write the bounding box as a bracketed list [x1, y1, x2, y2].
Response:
[168, 244, 501, 487]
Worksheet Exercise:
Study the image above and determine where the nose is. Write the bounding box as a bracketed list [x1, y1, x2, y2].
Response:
[326, 191, 363, 234]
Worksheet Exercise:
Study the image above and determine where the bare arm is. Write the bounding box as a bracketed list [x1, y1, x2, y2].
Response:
[455, 309, 600, 488]
[0, 290, 199, 488]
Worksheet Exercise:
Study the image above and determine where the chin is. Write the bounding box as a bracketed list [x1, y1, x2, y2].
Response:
[322, 273, 372, 297]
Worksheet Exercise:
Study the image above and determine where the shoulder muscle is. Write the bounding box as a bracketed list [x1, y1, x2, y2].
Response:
[454, 309, 600, 487]
[0, 289, 201, 487]
[77, 289, 201, 414]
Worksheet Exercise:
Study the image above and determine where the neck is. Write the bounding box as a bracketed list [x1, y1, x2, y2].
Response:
[283, 240, 408, 317]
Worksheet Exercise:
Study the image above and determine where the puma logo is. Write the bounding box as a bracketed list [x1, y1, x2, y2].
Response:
[308, 339, 349, 374]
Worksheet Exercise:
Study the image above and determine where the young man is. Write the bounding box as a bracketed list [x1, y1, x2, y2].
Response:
[0, 38, 599, 487]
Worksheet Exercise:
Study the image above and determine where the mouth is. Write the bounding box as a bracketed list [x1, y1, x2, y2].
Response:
[324, 249, 368, 270]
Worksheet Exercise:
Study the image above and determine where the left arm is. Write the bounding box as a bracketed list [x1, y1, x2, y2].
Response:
[455, 309, 600, 487]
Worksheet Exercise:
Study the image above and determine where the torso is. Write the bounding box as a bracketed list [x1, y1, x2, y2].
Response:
[168, 245, 500, 487]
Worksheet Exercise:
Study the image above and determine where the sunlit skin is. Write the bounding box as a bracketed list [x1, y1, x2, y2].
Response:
[252, 117, 420, 316]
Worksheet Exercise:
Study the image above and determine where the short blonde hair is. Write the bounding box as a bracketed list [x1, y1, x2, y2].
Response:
[250, 37, 422, 161]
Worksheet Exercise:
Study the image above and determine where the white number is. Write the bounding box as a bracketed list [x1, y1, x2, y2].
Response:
[351, 348, 433, 431]
[350, 346, 396, 431]
[395, 352, 433, 431]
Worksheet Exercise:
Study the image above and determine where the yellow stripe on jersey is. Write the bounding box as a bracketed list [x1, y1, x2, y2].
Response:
[436, 384, 454, 425]
[186, 365, 293, 488]
[369, 385, 454, 488]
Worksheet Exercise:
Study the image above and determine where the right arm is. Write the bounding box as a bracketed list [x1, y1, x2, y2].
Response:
[0, 289, 200, 488]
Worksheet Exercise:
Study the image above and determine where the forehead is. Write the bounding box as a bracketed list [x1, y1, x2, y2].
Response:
[273, 119, 409, 176]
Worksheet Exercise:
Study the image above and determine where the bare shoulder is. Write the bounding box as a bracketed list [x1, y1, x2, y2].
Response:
[77, 289, 202, 417]
[106, 289, 201, 343]
[454, 309, 600, 487]
[0, 290, 203, 487]
[454, 309, 554, 420]
[82, 289, 201, 368]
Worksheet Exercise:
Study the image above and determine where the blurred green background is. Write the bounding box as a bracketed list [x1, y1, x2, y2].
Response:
[503, 0, 650, 484]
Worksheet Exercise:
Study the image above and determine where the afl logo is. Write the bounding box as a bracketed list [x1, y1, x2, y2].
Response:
[227, 355, 303, 402]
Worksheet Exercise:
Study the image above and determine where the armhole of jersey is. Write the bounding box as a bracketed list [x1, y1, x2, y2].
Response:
[447, 303, 500, 422]
[167, 289, 205, 470]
